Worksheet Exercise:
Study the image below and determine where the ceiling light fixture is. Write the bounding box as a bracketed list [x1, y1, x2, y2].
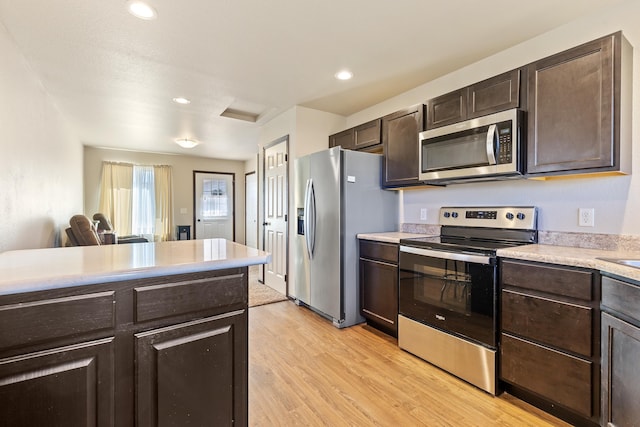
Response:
[175, 138, 199, 148]
[172, 97, 191, 105]
[335, 70, 353, 81]
[126, 0, 157, 20]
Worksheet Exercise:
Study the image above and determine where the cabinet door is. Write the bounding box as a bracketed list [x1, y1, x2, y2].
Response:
[360, 257, 398, 335]
[0, 338, 115, 427]
[526, 34, 616, 175]
[425, 88, 466, 129]
[468, 69, 521, 118]
[329, 128, 354, 149]
[382, 105, 424, 188]
[135, 311, 247, 427]
[353, 119, 381, 150]
[602, 312, 640, 427]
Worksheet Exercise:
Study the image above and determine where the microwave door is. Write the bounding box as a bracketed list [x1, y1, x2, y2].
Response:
[421, 126, 495, 173]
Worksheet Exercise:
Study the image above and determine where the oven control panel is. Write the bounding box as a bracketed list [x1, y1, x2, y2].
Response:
[440, 206, 537, 230]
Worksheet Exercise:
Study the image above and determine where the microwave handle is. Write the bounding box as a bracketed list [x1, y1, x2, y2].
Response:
[486, 124, 497, 165]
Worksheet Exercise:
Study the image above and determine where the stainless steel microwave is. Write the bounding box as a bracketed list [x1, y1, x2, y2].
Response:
[419, 108, 524, 184]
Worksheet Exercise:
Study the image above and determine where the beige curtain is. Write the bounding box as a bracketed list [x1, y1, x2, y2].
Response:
[99, 162, 134, 235]
[153, 165, 174, 241]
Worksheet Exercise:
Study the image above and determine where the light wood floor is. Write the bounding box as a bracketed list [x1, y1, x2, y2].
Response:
[249, 300, 570, 426]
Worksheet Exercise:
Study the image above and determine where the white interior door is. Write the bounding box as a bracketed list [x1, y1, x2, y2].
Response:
[263, 139, 288, 295]
[194, 172, 234, 240]
[245, 172, 258, 248]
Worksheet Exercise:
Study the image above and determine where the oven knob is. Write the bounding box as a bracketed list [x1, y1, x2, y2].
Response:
[443, 211, 450, 218]
[517, 212, 526, 220]
[506, 212, 514, 220]
[451, 212, 458, 218]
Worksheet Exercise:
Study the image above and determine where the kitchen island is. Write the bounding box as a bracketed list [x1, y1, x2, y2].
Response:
[0, 239, 269, 427]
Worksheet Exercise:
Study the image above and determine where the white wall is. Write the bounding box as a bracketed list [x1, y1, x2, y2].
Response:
[0, 23, 83, 252]
[84, 147, 247, 243]
[343, 0, 640, 236]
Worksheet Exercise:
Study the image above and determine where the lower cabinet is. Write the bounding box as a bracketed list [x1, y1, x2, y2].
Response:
[135, 312, 247, 427]
[601, 275, 640, 427]
[0, 338, 115, 427]
[0, 267, 249, 427]
[499, 259, 600, 426]
[359, 239, 399, 336]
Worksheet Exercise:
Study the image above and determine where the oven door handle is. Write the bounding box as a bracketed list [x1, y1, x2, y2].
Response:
[400, 245, 494, 265]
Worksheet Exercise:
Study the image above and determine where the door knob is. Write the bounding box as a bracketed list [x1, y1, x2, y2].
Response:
[263, 222, 271, 226]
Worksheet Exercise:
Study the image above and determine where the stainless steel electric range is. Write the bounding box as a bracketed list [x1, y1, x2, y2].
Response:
[398, 206, 538, 395]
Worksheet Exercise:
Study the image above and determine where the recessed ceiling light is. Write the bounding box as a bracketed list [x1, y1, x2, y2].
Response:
[175, 138, 199, 148]
[172, 97, 191, 105]
[126, 1, 157, 20]
[335, 70, 353, 81]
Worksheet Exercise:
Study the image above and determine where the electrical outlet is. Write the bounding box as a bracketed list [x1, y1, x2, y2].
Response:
[420, 208, 428, 221]
[579, 208, 595, 227]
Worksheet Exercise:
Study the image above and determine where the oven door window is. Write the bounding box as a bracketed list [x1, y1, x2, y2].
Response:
[399, 251, 497, 348]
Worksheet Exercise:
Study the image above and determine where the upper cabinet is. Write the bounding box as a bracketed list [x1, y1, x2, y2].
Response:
[382, 105, 424, 188]
[329, 118, 382, 152]
[425, 69, 522, 129]
[526, 32, 632, 177]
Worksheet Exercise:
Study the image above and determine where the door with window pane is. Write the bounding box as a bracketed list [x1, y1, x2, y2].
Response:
[194, 172, 234, 240]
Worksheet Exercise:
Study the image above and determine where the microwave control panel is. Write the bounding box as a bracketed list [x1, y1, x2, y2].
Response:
[497, 123, 512, 164]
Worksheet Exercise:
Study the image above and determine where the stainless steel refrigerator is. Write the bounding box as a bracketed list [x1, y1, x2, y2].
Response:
[294, 147, 398, 328]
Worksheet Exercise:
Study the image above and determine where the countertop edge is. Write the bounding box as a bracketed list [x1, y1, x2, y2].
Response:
[497, 244, 640, 282]
[357, 232, 434, 244]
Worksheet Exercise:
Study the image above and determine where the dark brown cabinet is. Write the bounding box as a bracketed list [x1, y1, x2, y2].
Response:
[0, 338, 115, 427]
[499, 259, 600, 426]
[359, 239, 399, 336]
[329, 118, 382, 152]
[0, 267, 249, 427]
[135, 312, 247, 427]
[425, 69, 521, 129]
[526, 31, 632, 177]
[382, 105, 424, 188]
[601, 275, 640, 427]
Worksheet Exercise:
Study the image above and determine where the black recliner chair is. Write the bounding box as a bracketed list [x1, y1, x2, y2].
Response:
[92, 213, 149, 244]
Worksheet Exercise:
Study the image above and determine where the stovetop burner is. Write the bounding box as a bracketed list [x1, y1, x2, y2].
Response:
[400, 235, 527, 255]
[400, 206, 538, 255]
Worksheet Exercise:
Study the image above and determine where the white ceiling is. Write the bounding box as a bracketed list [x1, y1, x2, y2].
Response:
[0, 0, 626, 160]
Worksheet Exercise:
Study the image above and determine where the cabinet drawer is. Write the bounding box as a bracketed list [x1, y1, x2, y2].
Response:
[501, 333, 593, 417]
[135, 272, 246, 323]
[0, 291, 115, 350]
[602, 276, 640, 322]
[502, 289, 593, 356]
[501, 260, 594, 300]
[359, 240, 398, 264]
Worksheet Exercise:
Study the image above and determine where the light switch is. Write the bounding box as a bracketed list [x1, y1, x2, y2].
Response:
[347, 175, 356, 183]
[180, 208, 188, 214]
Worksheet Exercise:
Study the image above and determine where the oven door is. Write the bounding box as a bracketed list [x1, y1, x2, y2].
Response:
[399, 246, 497, 348]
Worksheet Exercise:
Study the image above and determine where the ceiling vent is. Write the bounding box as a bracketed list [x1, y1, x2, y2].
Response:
[220, 108, 259, 123]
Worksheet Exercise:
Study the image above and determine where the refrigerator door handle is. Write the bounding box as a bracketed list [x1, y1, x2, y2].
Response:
[304, 178, 316, 259]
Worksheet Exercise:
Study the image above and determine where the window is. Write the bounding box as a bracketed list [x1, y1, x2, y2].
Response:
[132, 165, 156, 235]
[200, 178, 229, 218]
[99, 162, 174, 241]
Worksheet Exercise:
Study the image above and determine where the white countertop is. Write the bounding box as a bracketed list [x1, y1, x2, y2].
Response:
[0, 239, 271, 296]
[497, 244, 640, 282]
